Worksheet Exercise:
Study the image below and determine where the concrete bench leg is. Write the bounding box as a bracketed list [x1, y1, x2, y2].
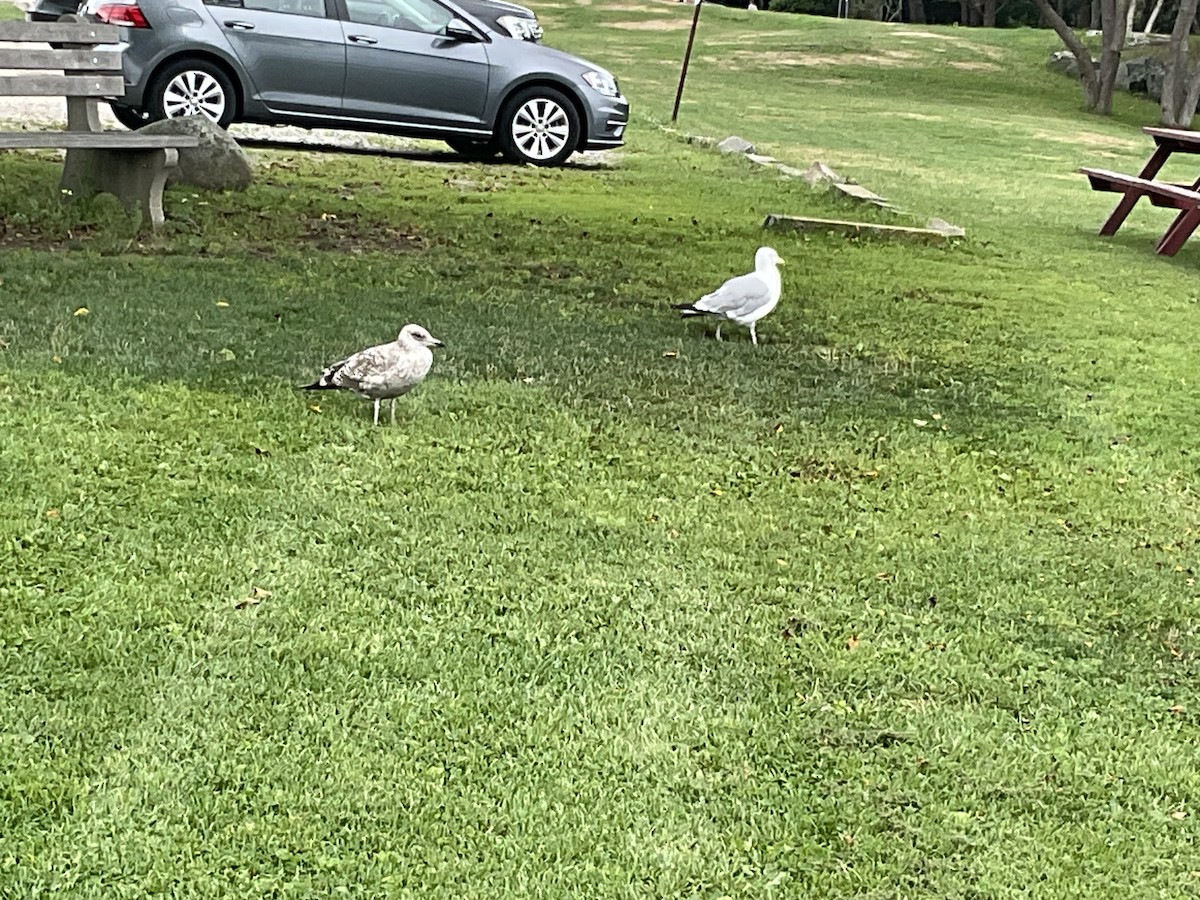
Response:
[60, 146, 180, 228]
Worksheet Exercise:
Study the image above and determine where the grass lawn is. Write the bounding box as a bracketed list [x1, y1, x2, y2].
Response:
[2, 2, 1200, 896]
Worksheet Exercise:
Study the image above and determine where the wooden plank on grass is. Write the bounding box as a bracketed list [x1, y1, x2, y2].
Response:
[762, 213, 963, 243]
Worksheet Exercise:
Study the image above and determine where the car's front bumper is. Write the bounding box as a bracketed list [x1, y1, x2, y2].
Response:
[583, 95, 628, 150]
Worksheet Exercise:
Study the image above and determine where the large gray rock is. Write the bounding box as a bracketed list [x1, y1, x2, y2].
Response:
[718, 135, 755, 154]
[801, 160, 844, 186]
[138, 115, 254, 191]
[1047, 49, 1084, 79]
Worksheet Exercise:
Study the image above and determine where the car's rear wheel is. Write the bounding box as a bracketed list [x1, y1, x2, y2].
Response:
[108, 102, 152, 131]
[147, 59, 236, 129]
[446, 137, 498, 159]
[497, 86, 579, 167]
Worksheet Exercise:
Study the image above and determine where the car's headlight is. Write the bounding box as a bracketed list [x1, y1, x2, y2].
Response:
[497, 14, 540, 40]
[582, 70, 619, 98]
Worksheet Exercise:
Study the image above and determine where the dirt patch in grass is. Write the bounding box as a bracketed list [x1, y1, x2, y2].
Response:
[728, 49, 920, 67]
[948, 60, 1002, 71]
[892, 30, 1007, 59]
[609, 18, 691, 29]
[299, 215, 424, 253]
[1032, 129, 1144, 151]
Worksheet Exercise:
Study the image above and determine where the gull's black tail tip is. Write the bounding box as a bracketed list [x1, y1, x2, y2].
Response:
[300, 363, 343, 390]
[671, 302, 702, 317]
[299, 376, 338, 391]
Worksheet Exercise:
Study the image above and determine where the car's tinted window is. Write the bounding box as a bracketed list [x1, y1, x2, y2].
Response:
[204, 0, 325, 16]
[345, 0, 452, 33]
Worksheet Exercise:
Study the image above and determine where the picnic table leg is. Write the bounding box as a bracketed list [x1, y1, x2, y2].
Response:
[60, 146, 180, 228]
[1099, 146, 1173, 236]
[1155, 207, 1200, 256]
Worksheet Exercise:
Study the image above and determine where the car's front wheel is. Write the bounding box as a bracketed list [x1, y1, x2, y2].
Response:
[497, 87, 580, 166]
[147, 59, 236, 129]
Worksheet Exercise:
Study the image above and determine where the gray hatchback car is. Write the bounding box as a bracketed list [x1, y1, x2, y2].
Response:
[85, 0, 628, 165]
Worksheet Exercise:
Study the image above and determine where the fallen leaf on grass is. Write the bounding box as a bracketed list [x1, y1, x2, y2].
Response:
[73, 307, 89, 317]
[1171, 810, 1188, 820]
[663, 350, 678, 358]
[215, 300, 230, 308]
[847, 635, 860, 651]
[235, 586, 272, 610]
[308, 404, 322, 413]
[219, 348, 236, 361]
[1169, 705, 1186, 714]
[45, 508, 59, 519]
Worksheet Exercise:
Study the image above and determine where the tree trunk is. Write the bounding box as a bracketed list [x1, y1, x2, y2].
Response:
[1161, 0, 1200, 125]
[1090, 0, 1101, 29]
[984, 0, 997, 25]
[1094, 0, 1129, 114]
[908, 0, 926, 23]
[1033, 0, 1104, 107]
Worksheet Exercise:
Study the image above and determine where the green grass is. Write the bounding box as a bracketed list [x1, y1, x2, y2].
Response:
[3, 4, 1200, 897]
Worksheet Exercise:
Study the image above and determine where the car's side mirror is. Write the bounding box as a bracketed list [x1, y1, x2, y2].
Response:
[444, 17, 481, 41]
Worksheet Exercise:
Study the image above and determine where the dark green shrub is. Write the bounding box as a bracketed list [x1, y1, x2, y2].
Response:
[769, 0, 837, 14]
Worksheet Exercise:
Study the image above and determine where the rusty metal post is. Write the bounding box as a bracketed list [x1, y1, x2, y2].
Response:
[671, 0, 703, 124]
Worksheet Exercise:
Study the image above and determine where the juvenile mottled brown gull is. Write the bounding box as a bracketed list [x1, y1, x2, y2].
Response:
[302, 323, 443, 425]
[671, 246, 785, 345]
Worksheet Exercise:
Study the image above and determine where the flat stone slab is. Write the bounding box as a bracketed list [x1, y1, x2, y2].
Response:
[762, 213, 965, 243]
[832, 182, 894, 208]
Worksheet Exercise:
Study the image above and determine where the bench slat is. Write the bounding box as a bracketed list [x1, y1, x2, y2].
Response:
[0, 73, 125, 97]
[0, 132, 200, 149]
[0, 21, 120, 43]
[1079, 167, 1200, 206]
[0, 47, 123, 71]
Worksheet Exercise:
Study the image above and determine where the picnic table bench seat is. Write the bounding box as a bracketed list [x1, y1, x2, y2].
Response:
[0, 19, 199, 227]
[1079, 166, 1200, 257]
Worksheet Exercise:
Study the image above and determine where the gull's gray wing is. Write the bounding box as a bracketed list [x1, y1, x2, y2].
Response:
[331, 344, 395, 392]
[695, 272, 773, 318]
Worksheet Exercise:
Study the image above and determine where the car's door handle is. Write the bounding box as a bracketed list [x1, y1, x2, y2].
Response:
[347, 35, 378, 44]
[224, 20, 255, 30]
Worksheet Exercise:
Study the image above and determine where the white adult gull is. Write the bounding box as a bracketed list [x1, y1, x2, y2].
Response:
[671, 246, 785, 345]
[302, 323, 443, 425]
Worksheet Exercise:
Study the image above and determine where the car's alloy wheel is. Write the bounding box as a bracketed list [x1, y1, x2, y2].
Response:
[498, 87, 579, 166]
[148, 59, 236, 129]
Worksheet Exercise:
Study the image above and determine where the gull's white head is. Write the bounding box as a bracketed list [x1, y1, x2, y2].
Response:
[755, 246, 784, 270]
[398, 323, 444, 349]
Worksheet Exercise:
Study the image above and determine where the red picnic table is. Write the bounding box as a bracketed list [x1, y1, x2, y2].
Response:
[1080, 126, 1200, 256]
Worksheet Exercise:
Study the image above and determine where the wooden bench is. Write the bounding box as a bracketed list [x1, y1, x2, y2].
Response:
[1080, 166, 1200, 257]
[0, 19, 199, 227]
